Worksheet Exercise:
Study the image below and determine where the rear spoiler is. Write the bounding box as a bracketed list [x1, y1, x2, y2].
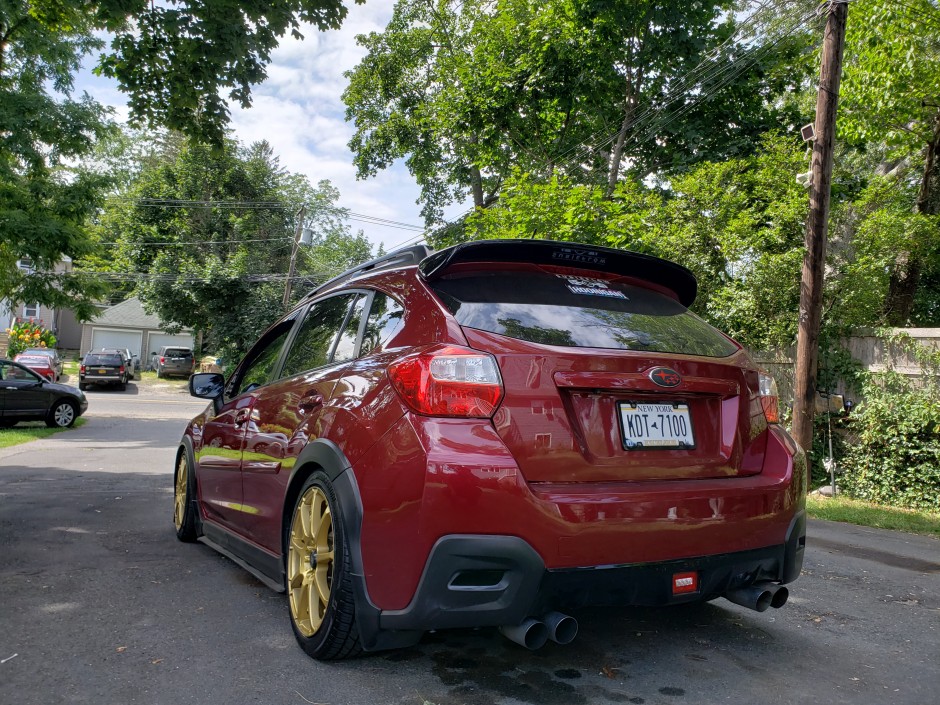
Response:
[418, 239, 697, 307]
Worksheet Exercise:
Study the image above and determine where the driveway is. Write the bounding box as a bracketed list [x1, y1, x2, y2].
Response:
[1, 384, 938, 705]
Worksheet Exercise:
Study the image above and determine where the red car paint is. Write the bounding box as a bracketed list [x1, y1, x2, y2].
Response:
[177, 240, 805, 656]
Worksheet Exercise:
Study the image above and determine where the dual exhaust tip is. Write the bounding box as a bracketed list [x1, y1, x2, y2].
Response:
[499, 611, 578, 650]
[723, 582, 789, 612]
[500, 583, 787, 650]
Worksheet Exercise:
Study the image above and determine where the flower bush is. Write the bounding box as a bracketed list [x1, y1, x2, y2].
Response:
[5, 319, 57, 357]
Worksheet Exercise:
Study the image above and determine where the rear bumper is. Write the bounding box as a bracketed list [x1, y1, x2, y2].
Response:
[379, 511, 805, 632]
[356, 416, 805, 612]
[80, 373, 123, 384]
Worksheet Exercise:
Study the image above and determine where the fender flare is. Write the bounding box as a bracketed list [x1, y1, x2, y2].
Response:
[285, 439, 422, 652]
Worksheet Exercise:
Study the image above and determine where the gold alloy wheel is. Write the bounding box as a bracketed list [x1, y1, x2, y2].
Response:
[288, 486, 335, 637]
[174, 455, 187, 531]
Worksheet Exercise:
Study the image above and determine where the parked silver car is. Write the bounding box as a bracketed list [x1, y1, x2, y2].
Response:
[157, 347, 194, 379]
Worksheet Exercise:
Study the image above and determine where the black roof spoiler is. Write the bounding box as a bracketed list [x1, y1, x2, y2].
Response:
[418, 239, 697, 307]
[304, 244, 432, 300]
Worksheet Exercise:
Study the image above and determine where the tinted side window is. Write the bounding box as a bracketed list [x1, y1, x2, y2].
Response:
[232, 319, 295, 397]
[281, 295, 355, 377]
[333, 294, 368, 363]
[360, 293, 405, 356]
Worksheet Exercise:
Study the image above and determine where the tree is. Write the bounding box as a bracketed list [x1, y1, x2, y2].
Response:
[93, 0, 357, 144]
[91, 135, 373, 362]
[344, 0, 812, 223]
[0, 1, 112, 320]
[840, 0, 940, 324]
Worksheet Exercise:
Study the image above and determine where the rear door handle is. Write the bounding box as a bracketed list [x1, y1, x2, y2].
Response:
[299, 393, 324, 414]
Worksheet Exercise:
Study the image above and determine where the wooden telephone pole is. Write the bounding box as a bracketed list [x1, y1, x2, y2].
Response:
[282, 204, 307, 310]
[792, 1, 849, 460]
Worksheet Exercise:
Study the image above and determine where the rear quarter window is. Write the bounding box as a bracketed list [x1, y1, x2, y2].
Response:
[85, 354, 123, 365]
[430, 270, 737, 357]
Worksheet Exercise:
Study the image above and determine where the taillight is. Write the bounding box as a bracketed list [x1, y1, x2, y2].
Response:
[80, 364, 85, 374]
[160, 356, 165, 364]
[119, 366, 125, 374]
[388, 345, 504, 418]
[758, 372, 780, 424]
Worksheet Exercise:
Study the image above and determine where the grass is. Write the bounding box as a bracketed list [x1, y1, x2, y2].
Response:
[807, 494, 940, 538]
[0, 417, 88, 449]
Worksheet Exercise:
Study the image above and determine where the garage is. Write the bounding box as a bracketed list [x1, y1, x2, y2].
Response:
[90, 329, 143, 358]
[80, 298, 196, 366]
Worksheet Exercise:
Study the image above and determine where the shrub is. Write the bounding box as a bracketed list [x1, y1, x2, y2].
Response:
[5, 319, 57, 357]
[840, 335, 940, 511]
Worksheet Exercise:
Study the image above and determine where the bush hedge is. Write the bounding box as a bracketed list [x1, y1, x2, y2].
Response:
[840, 336, 940, 511]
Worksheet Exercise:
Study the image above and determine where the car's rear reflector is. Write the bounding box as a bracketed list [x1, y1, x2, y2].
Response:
[672, 571, 699, 595]
[388, 345, 503, 418]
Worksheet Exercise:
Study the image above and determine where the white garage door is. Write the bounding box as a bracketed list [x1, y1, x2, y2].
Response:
[91, 329, 143, 358]
[148, 333, 194, 357]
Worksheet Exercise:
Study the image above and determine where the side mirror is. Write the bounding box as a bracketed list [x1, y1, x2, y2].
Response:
[189, 372, 225, 400]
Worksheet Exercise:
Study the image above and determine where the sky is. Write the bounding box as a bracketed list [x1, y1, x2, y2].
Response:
[75, 3, 464, 253]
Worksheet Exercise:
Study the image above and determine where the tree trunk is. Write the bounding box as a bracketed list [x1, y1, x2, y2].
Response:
[470, 165, 484, 210]
[882, 108, 940, 324]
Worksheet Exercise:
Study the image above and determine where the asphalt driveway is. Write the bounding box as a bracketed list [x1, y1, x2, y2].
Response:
[1, 383, 938, 705]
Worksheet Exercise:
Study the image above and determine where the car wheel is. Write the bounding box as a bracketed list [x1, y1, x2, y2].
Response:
[173, 451, 198, 542]
[0, 419, 17, 428]
[46, 400, 77, 428]
[118, 381, 127, 391]
[157, 369, 164, 379]
[79, 383, 87, 391]
[286, 474, 362, 660]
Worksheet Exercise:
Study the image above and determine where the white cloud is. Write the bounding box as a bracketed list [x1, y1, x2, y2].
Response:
[73, 3, 471, 251]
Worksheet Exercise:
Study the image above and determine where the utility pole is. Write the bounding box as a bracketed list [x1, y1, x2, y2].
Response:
[792, 1, 848, 465]
[282, 203, 307, 310]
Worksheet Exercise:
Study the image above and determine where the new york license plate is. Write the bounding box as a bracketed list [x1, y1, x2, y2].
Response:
[619, 402, 695, 450]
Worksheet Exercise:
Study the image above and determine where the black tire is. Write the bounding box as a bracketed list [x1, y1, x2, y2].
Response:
[173, 451, 199, 542]
[285, 473, 362, 660]
[79, 382, 87, 391]
[0, 419, 17, 428]
[118, 381, 127, 391]
[46, 399, 77, 428]
[157, 368, 164, 379]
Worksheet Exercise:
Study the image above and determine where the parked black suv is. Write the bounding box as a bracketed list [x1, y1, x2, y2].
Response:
[79, 352, 127, 391]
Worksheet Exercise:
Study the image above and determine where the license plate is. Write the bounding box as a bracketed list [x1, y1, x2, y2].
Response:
[619, 402, 695, 450]
[97, 368, 107, 374]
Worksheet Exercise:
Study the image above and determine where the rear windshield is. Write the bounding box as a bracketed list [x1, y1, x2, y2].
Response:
[164, 349, 192, 357]
[430, 270, 737, 357]
[85, 354, 123, 365]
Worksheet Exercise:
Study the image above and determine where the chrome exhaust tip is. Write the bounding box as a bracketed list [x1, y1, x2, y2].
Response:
[542, 611, 578, 645]
[499, 618, 549, 650]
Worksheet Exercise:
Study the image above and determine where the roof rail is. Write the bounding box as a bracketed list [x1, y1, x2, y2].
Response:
[303, 243, 433, 300]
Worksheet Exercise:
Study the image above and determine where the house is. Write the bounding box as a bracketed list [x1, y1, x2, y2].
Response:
[80, 297, 194, 364]
[1, 256, 84, 354]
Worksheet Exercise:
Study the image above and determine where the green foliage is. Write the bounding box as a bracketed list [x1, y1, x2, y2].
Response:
[93, 0, 356, 144]
[91, 134, 372, 364]
[5, 319, 57, 357]
[344, 0, 812, 223]
[841, 335, 940, 511]
[0, 0, 113, 319]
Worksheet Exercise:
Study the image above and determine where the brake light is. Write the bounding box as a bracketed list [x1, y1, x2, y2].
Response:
[388, 345, 504, 418]
[160, 356, 165, 364]
[80, 364, 85, 374]
[758, 372, 780, 424]
[119, 366, 125, 374]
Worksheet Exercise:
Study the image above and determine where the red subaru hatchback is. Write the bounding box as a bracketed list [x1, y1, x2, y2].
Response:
[174, 239, 805, 660]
